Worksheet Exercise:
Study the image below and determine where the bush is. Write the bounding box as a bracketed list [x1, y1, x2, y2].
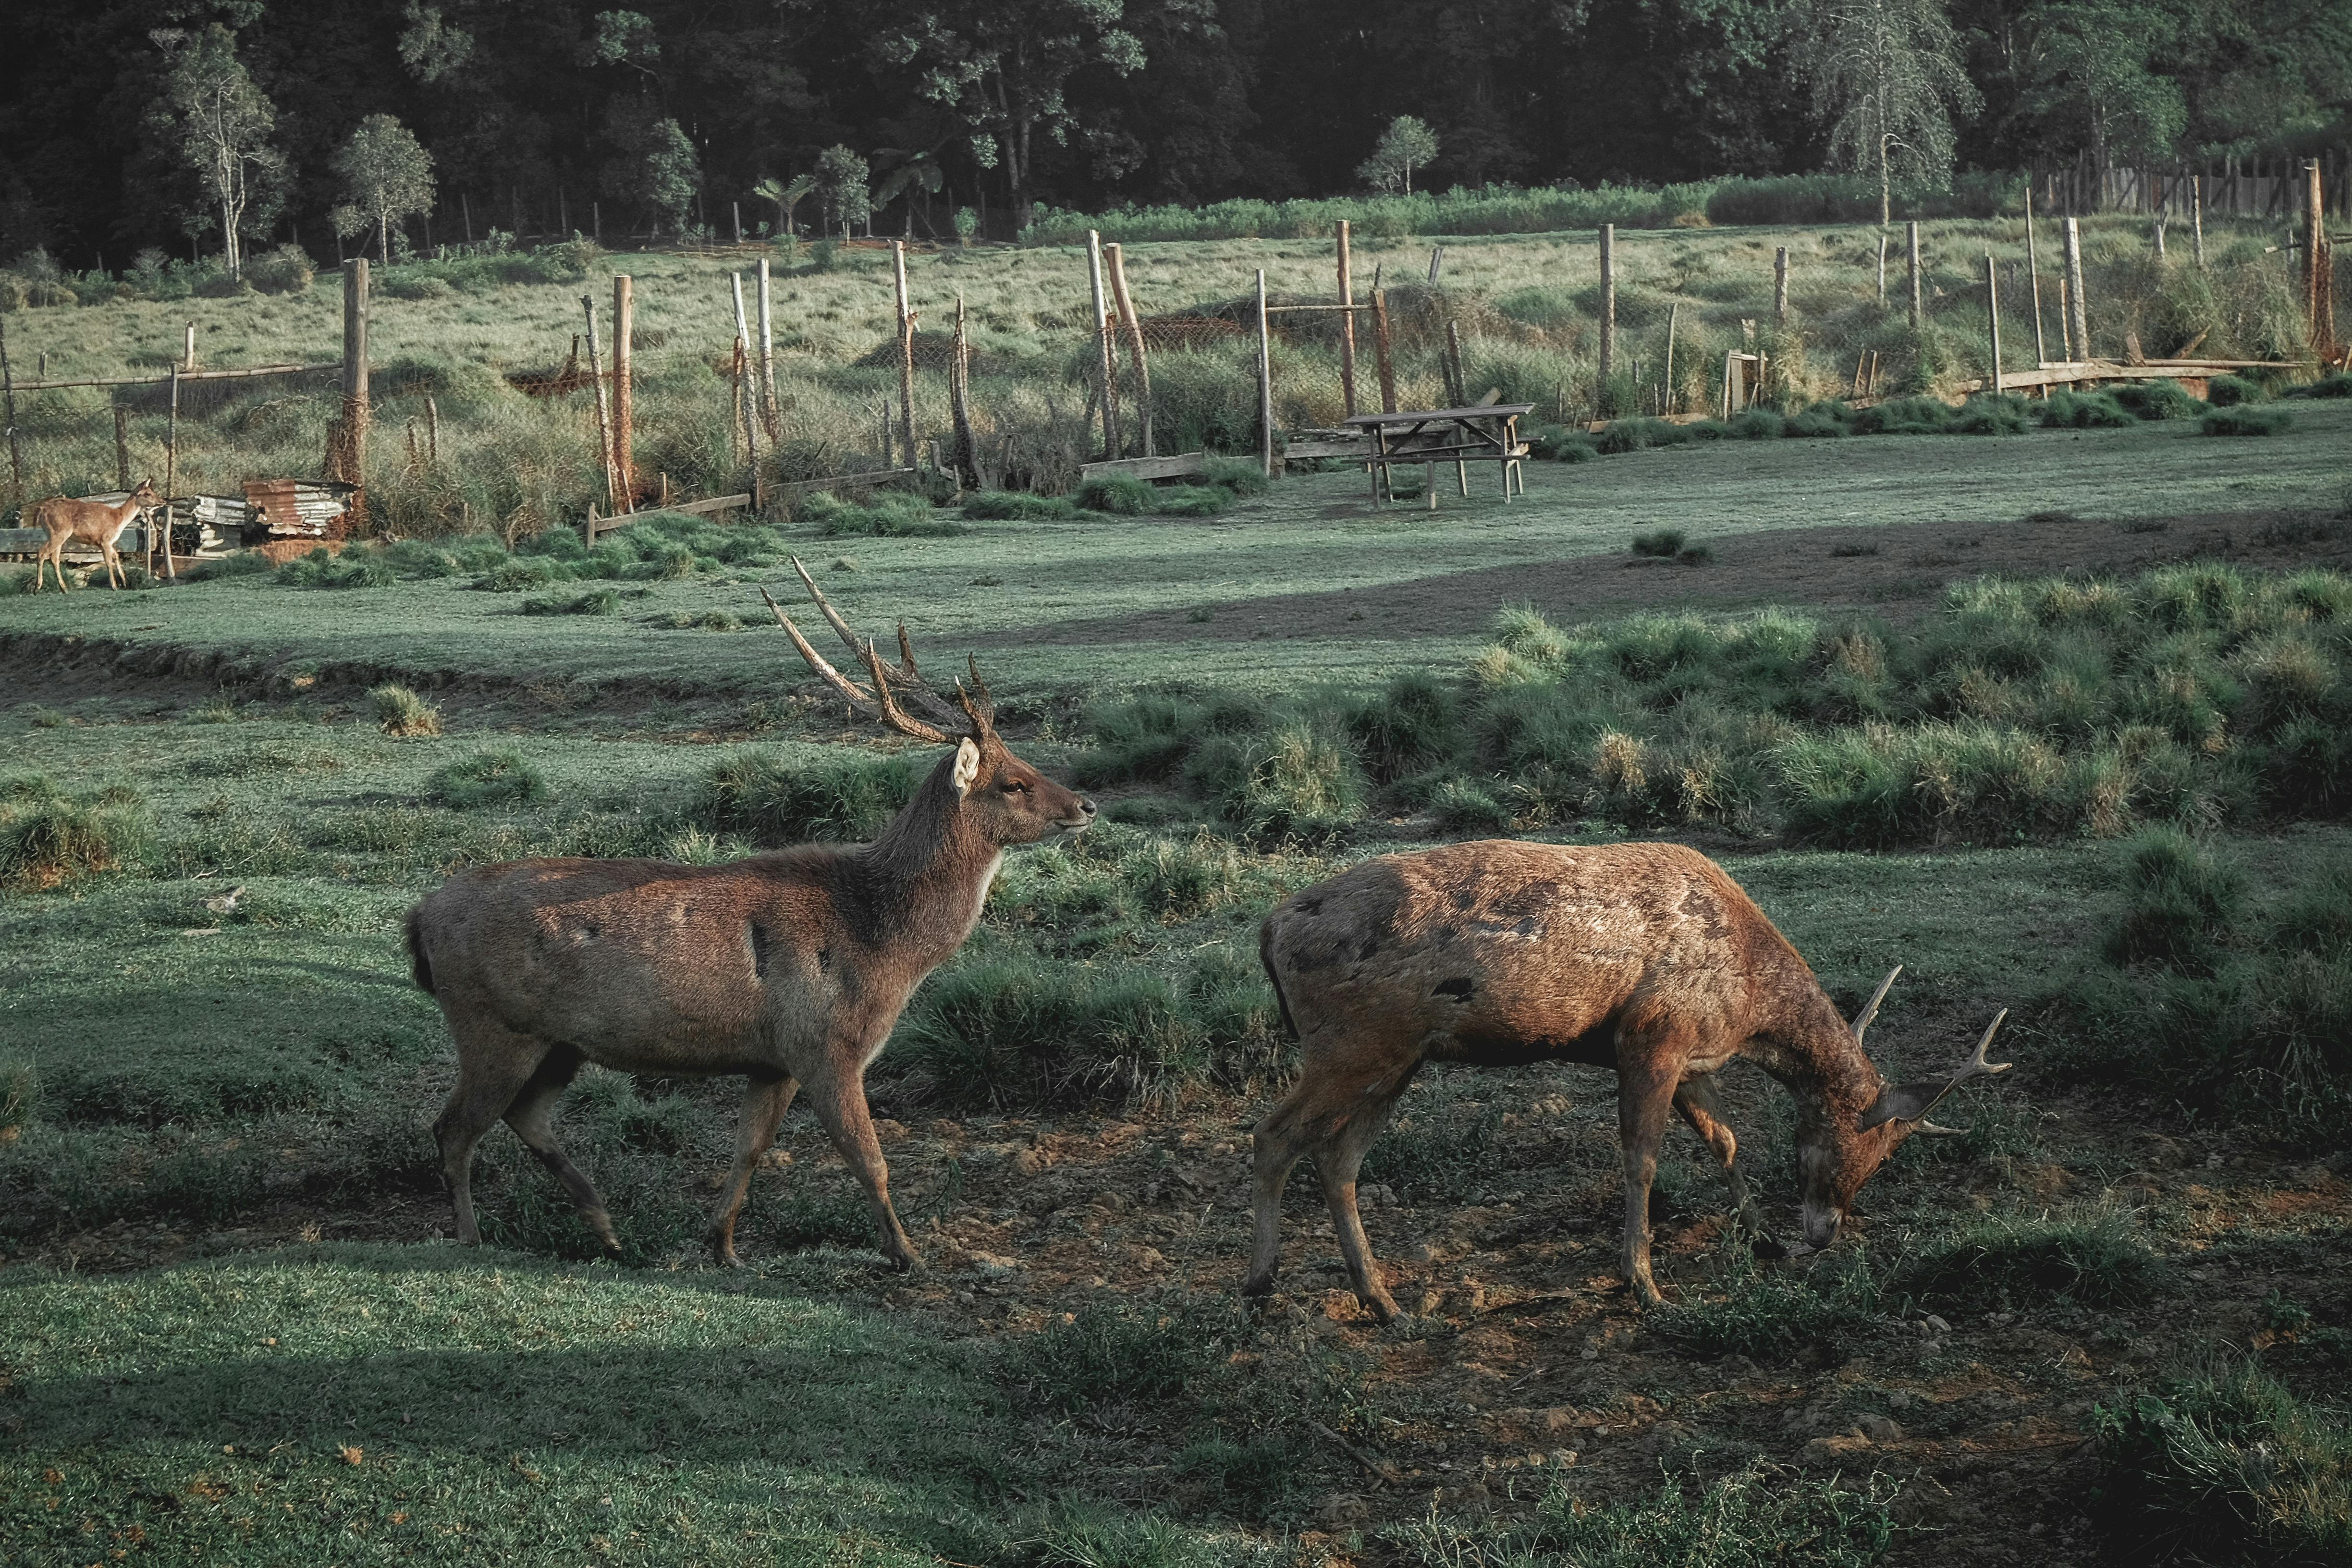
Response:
[242, 244, 317, 295]
[1887, 1208, 2164, 1311]
[1075, 473, 1157, 514]
[701, 749, 916, 844]
[2288, 370, 2352, 400]
[370, 684, 441, 738]
[1631, 527, 1687, 558]
[0, 792, 149, 888]
[1198, 456, 1270, 496]
[427, 749, 547, 808]
[2204, 405, 2292, 437]
[1526, 423, 1599, 461]
[803, 491, 963, 537]
[2205, 374, 2260, 406]
[275, 547, 395, 588]
[2111, 380, 2205, 421]
[960, 490, 1077, 521]
[2092, 1361, 2352, 1567]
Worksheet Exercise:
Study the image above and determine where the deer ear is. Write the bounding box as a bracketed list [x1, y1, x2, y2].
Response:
[950, 736, 981, 798]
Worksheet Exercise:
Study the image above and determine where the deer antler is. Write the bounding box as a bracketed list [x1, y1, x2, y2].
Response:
[1850, 965, 1901, 1045]
[1855, 1009, 2013, 1131]
[955, 655, 998, 737]
[765, 564, 998, 745]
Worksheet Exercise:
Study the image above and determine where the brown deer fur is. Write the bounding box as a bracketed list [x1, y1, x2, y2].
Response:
[31, 479, 159, 591]
[1247, 840, 2009, 1315]
[408, 576, 1094, 1267]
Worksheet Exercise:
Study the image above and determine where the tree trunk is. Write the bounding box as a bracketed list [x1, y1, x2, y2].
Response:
[380, 213, 391, 266]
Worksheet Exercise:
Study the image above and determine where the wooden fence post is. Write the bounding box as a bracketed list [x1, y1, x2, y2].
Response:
[1372, 288, 1397, 414]
[114, 402, 130, 490]
[463, 192, 473, 245]
[162, 363, 179, 576]
[327, 259, 368, 509]
[892, 241, 919, 469]
[1774, 246, 1789, 321]
[1662, 301, 1678, 414]
[1906, 221, 1922, 328]
[1255, 268, 1273, 477]
[582, 294, 619, 513]
[1104, 242, 1153, 456]
[1336, 220, 1359, 417]
[184, 322, 197, 372]
[1427, 245, 1443, 285]
[1444, 319, 1466, 407]
[757, 257, 778, 440]
[732, 271, 760, 496]
[0, 317, 21, 498]
[1087, 230, 1118, 459]
[2309, 159, 2334, 355]
[1877, 232, 1887, 306]
[951, 290, 979, 489]
[1984, 252, 2003, 395]
[612, 274, 635, 507]
[2192, 174, 2205, 268]
[2025, 186, 2048, 367]
[426, 396, 439, 464]
[2063, 218, 2090, 362]
[1598, 223, 1617, 387]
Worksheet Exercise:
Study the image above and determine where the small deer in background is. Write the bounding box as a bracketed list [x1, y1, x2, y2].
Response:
[30, 479, 160, 591]
[407, 559, 1094, 1267]
[1247, 840, 2010, 1316]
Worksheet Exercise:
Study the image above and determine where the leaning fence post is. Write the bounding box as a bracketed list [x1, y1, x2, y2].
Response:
[162, 363, 179, 576]
[732, 272, 761, 498]
[612, 274, 636, 508]
[326, 258, 369, 530]
[583, 294, 619, 514]
[892, 240, 918, 473]
[1256, 268, 1274, 478]
[1336, 220, 1359, 418]
[2026, 185, 2048, 367]
[1371, 287, 1398, 414]
[1087, 230, 1118, 459]
[1984, 253, 2003, 395]
[1105, 242, 1153, 456]
[2063, 218, 2090, 362]
[951, 290, 979, 490]
[757, 257, 779, 440]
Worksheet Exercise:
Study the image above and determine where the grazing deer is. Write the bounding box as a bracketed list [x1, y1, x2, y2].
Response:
[407, 559, 1095, 1266]
[1246, 840, 2010, 1315]
[30, 479, 160, 591]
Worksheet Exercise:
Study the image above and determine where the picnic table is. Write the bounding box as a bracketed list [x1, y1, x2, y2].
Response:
[1344, 404, 1534, 507]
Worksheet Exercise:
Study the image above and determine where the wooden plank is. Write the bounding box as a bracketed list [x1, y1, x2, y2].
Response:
[0, 525, 160, 556]
[1280, 439, 1371, 460]
[770, 467, 915, 499]
[1080, 452, 1213, 481]
[10, 363, 331, 393]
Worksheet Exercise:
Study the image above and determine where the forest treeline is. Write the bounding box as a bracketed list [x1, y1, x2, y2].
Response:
[1, 0, 2348, 269]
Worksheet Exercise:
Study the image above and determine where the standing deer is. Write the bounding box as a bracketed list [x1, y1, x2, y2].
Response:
[29, 479, 160, 591]
[407, 560, 1094, 1266]
[1246, 840, 2010, 1315]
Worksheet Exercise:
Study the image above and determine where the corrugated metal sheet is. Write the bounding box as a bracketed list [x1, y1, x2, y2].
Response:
[244, 478, 358, 539]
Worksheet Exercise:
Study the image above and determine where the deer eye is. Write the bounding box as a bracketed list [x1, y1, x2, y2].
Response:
[1002, 779, 1027, 794]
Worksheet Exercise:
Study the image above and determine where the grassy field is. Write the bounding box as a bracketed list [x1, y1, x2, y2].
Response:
[3, 249, 2352, 1565]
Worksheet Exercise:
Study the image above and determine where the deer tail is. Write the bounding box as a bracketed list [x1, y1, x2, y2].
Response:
[1259, 919, 1299, 1041]
[405, 904, 436, 996]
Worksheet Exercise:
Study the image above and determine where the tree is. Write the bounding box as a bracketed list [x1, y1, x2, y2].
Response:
[601, 99, 699, 236]
[161, 24, 284, 277]
[331, 115, 435, 264]
[753, 174, 817, 238]
[2020, 0, 2189, 176]
[1357, 116, 1440, 195]
[813, 145, 872, 238]
[1793, 0, 1980, 227]
[878, 0, 1145, 231]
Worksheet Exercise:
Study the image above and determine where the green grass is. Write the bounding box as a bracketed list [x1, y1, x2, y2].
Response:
[1886, 1206, 2165, 1311]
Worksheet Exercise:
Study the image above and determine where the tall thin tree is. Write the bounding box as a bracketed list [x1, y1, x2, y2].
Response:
[162, 25, 283, 278]
[1793, 0, 1979, 228]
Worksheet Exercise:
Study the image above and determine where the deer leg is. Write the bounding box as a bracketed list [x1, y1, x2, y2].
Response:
[1242, 1086, 1320, 1302]
[1309, 1081, 1413, 1322]
[101, 539, 124, 588]
[801, 1059, 918, 1271]
[709, 1071, 798, 1267]
[432, 1027, 555, 1247]
[1618, 1059, 1680, 1310]
[501, 1048, 620, 1255]
[1673, 1073, 1777, 1250]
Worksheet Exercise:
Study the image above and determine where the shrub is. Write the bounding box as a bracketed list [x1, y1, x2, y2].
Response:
[1075, 473, 1157, 514]
[2289, 370, 2352, 400]
[427, 749, 547, 808]
[475, 557, 563, 592]
[1193, 721, 1364, 842]
[1887, 1208, 2163, 1311]
[242, 244, 317, 294]
[1951, 393, 2029, 434]
[2111, 380, 2205, 421]
[2091, 1361, 2352, 1567]
[803, 491, 964, 537]
[2204, 405, 2292, 437]
[1857, 396, 1955, 434]
[1351, 671, 1462, 781]
[1526, 423, 1599, 461]
[2205, 374, 2260, 406]
[1198, 456, 1270, 496]
[1631, 527, 1687, 558]
[275, 547, 395, 588]
[960, 490, 1077, 520]
[370, 684, 441, 738]
[1725, 409, 1786, 440]
[1152, 484, 1232, 517]
[701, 749, 916, 844]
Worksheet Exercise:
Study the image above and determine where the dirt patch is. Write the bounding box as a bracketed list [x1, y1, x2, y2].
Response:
[984, 509, 2351, 650]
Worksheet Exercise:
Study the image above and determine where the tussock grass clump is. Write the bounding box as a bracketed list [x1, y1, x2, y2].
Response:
[427, 749, 547, 809]
[1198, 456, 1271, 496]
[1074, 472, 1234, 517]
[1888, 1207, 2164, 1311]
[2206, 373, 2261, 406]
[519, 587, 618, 616]
[1654, 1251, 1880, 1360]
[700, 749, 917, 845]
[0, 783, 150, 888]
[2092, 1360, 2352, 1567]
[1631, 527, 1688, 557]
[2111, 380, 2205, 421]
[959, 490, 1078, 520]
[2205, 405, 2294, 437]
[803, 490, 964, 537]
[274, 547, 395, 588]
[1392, 1465, 1905, 1568]
[895, 957, 1208, 1107]
[2104, 828, 2244, 970]
[1011, 1299, 1235, 1411]
[369, 684, 441, 738]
